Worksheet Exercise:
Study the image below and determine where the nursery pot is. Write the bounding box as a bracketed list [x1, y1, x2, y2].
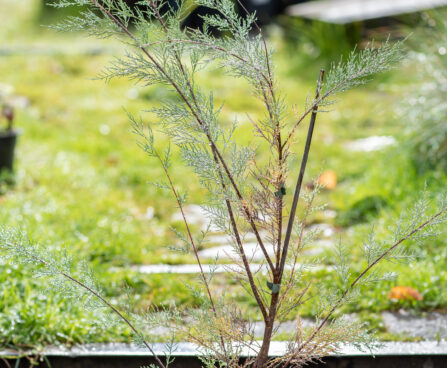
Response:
[0, 130, 18, 172]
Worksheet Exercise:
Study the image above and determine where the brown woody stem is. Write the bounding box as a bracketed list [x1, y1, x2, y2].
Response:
[210, 149, 269, 321]
[278, 70, 325, 283]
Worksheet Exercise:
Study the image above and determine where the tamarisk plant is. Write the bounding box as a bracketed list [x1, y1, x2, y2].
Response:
[1, 1, 447, 367]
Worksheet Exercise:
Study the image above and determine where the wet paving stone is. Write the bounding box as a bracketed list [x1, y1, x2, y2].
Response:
[197, 242, 276, 261]
[382, 311, 447, 340]
[131, 263, 332, 275]
[345, 135, 396, 152]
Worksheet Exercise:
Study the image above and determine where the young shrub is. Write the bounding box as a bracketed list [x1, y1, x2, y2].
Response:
[1, 1, 446, 368]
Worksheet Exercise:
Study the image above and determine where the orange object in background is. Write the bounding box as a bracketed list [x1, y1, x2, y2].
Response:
[318, 170, 337, 190]
[388, 286, 423, 301]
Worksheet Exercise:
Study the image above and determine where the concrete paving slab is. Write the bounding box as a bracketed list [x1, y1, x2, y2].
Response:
[132, 263, 258, 274]
[304, 239, 334, 256]
[131, 263, 333, 274]
[197, 242, 276, 261]
[305, 223, 337, 238]
[286, 0, 447, 24]
[2, 341, 447, 358]
[383, 311, 447, 340]
[345, 136, 396, 152]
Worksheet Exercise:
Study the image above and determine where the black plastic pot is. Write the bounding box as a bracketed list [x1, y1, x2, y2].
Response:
[0, 130, 18, 172]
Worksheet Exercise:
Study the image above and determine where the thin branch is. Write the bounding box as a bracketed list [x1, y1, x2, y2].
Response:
[14, 251, 167, 368]
[90, 0, 274, 274]
[141, 38, 271, 85]
[211, 149, 269, 321]
[276, 282, 311, 321]
[145, 0, 269, 320]
[147, 145, 232, 365]
[274, 107, 284, 275]
[233, 0, 273, 87]
[145, 5, 222, 319]
[278, 70, 325, 283]
[155, 153, 217, 311]
[282, 67, 370, 151]
[213, 146, 276, 273]
[133, 0, 230, 351]
[276, 189, 316, 315]
[284, 184, 318, 287]
[298, 206, 447, 355]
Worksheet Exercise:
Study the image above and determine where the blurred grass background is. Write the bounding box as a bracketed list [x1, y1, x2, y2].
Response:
[0, 0, 447, 348]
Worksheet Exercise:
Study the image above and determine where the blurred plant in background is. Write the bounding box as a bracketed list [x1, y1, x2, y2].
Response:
[403, 11, 447, 172]
[280, 17, 361, 69]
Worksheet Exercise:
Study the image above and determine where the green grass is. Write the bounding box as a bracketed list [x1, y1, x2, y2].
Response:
[0, 0, 446, 348]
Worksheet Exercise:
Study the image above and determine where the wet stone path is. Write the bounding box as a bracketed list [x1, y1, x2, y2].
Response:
[140, 310, 447, 340]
